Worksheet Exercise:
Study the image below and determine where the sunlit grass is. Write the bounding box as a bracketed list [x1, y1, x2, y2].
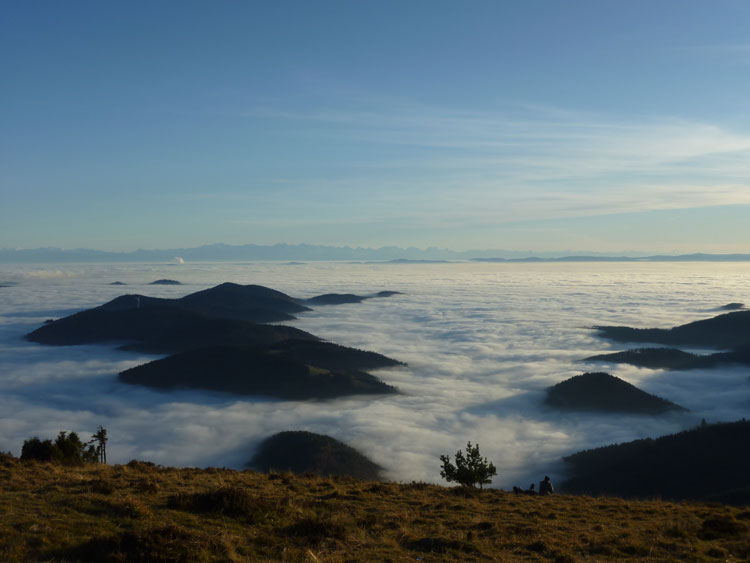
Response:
[0, 454, 748, 561]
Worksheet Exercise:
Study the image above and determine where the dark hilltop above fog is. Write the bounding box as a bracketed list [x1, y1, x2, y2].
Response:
[119, 343, 399, 400]
[150, 279, 182, 285]
[26, 282, 403, 345]
[584, 348, 699, 370]
[248, 431, 382, 480]
[721, 302, 745, 310]
[562, 420, 750, 505]
[303, 290, 403, 305]
[385, 259, 451, 264]
[590, 310, 750, 370]
[264, 339, 404, 371]
[545, 372, 686, 414]
[25, 282, 404, 400]
[594, 310, 750, 349]
[23, 283, 398, 334]
[25, 305, 316, 354]
[176, 282, 308, 321]
[584, 346, 750, 370]
[304, 293, 366, 305]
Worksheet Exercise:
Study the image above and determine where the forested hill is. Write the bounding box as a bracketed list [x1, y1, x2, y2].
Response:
[562, 420, 750, 505]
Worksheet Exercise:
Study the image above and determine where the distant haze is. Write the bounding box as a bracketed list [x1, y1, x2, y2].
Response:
[1, 243, 749, 264]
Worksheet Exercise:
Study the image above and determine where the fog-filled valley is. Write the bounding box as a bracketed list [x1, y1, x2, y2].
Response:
[1, 261, 748, 489]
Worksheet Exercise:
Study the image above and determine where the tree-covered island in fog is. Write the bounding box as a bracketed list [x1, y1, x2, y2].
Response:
[584, 346, 750, 370]
[248, 431, 383, 480]
[303, 290, 403, 305]
[26, 282, 403, 400]
[26, 305, 316, 353]
[590, 310, 750, 369]
[119, 344, 399, 399]
[594, 310, 750, 349]
[545, 372, 686, 414]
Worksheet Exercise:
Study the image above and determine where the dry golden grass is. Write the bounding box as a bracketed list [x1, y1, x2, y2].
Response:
[0, 455, 748, 562]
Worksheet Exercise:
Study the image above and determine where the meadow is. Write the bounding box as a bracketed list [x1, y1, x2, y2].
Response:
[1, 454, 749, 562]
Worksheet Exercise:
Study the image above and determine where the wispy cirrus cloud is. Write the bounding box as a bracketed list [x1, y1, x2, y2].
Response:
[239, 101, 750, 223]
[675, 41, 750, 63]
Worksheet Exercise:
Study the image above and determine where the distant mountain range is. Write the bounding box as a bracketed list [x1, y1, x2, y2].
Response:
[472, 253, 750, 263]
[1, 243, 749, 263]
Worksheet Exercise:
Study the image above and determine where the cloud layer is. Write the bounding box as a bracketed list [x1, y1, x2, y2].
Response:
[1, 261, 748, 488]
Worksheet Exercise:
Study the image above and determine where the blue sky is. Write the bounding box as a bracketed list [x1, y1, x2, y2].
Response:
[2, 1, 749, 253]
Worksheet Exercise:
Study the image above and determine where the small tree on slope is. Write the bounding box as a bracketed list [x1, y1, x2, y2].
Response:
[91, 426, 108, 464]
[440, 441, 497, 489]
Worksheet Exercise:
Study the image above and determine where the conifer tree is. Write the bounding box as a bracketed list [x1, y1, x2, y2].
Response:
[440, 441, 497, 489]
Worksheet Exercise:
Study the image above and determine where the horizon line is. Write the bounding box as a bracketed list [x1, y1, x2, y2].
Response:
[1, 243, 749, 264]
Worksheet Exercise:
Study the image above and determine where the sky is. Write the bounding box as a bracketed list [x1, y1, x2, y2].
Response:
[2, 1, 750, 253]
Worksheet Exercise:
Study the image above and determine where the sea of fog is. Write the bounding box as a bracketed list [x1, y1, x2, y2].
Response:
[1, 261, 749, 489]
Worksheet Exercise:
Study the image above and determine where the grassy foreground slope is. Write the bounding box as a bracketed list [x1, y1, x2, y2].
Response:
[1, 457, 749, 562]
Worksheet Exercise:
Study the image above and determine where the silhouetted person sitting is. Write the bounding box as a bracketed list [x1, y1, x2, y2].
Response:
[526, 483, 537, 495]
[539, 475, 554, 496]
